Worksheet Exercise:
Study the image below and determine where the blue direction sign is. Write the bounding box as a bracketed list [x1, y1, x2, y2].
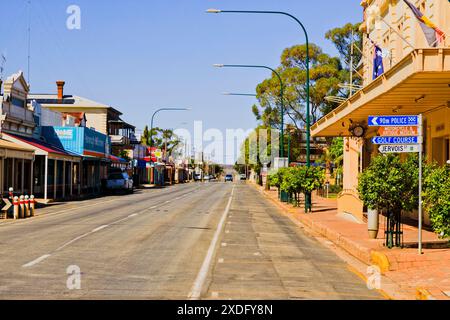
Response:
[368, 115, 419, 127]
[372, 136, 420, 145]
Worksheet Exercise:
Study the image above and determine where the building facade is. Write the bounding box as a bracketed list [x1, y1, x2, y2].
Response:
[311, 0, 450, 222]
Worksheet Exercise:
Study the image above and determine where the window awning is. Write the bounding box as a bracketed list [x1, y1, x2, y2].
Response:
[312, 48, 450, 137]
[0, 139, 35, 160]
[3, 133, 81, 162]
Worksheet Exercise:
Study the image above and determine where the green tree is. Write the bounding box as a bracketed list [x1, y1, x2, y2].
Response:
[358, 154, 419, 215]
[253, 43, 343, 130]
[325, 22, 363, 96]
[424, 165, 450, 238]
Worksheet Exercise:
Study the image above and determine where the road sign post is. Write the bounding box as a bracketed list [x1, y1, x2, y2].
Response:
[369, 114, 424, 254]
[418, 114, 423, 255]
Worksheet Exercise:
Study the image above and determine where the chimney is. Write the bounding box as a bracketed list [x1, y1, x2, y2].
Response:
[56, 80, 65, 101]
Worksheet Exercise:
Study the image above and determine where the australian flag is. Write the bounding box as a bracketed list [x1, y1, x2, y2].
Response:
[373, 45, 384, 80]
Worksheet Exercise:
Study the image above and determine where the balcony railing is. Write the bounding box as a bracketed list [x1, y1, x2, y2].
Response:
[1, 103, 35, 123]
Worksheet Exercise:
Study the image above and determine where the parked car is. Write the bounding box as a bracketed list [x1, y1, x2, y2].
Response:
[225, 174, 234, 182]
[240, 174, 247, 181]
[194, 174, 202, 181]
[204, 175, 211, 181]
[106, 172, 134, 193]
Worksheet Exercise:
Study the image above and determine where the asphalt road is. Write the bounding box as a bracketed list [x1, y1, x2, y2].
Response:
[0, 182, 382, 300]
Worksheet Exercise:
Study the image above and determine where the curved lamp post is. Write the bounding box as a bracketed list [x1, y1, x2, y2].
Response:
[149, 108, 190, 183]
[208, 9, 312, 211]
[214, 64, 285, 158]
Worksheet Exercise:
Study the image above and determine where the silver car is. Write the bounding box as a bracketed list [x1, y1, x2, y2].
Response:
[106, 172, 134, 193]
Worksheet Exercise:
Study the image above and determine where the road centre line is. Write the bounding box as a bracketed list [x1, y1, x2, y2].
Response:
[188, 185, 235, 300]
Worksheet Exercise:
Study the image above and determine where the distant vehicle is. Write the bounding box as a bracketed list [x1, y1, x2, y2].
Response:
[240, 174, 247, 181]
[204, 175, 211, 181]
[106, 172, 133, 193]
[194, 174, 202, 181]
[225, 174, 234, 182]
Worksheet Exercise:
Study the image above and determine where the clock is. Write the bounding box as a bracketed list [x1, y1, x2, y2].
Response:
[351, 125, 366, 138]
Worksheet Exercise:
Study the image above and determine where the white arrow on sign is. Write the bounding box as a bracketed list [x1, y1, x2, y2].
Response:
[378, 144, 421, 154]
[371, 116, 379, 126]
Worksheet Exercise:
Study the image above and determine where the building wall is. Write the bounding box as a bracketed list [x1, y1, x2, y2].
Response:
[42, 106, 108, 135]
[362, 0, 450, 85]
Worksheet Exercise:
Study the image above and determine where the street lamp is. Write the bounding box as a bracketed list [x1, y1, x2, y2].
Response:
[208, 9, 312, 211]
[214, 63, 285, 158]
[222, 92, 257, 97]
[149, 108, 190, 183]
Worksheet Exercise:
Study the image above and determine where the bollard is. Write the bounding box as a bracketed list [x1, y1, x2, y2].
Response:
[30, 195, 36, 217]
[19, 195, 25, 219]
[8, 187, 14, 200]
[24, 195, 30, 218]
[13, 196, 19, 220]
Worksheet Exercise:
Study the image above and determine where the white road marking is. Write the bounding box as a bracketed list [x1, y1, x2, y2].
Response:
[22, 254, 51, 268]
[92, 225, 109, 233]
[188, 186, 234, 300]
[20, 185, 206, 268]
[211, 292, 219, 298]
[218, 258, 225, 263]
[225, 230, 230, 234]
[221, 243, 227, 247]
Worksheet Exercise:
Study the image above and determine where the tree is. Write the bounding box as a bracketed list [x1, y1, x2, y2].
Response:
[424, 165, 450, 238]
[253, 43, 343, 130]
[358, 154, 420, 217]
[325, 22, 363, 96]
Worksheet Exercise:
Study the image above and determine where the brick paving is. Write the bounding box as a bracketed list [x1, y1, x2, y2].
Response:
[259, 186, 450, 300]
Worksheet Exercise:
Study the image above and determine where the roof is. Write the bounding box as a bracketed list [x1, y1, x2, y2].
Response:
[0, 139, 34, 152]
[311, 48, 450, 137]
[109, 154, 128, 163]
[3, 133, 80, 157]
[28, 94, 122, 115]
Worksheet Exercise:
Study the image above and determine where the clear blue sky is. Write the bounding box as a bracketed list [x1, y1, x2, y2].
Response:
[2, 0, 362, 162]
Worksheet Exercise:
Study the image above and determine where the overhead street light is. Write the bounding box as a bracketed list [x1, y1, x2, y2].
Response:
[213, 63, 285, 158]
[207, 9, 313, 211]
[149, 108, 191, 183]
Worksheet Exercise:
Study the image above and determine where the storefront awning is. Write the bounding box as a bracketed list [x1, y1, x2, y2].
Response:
[3, 133, 81, 162]
[0, 139, 35, 160]
[312, 48, 450, 137]
[109, 154, 128, 163]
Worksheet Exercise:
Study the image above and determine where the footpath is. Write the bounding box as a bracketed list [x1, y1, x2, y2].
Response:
[254, 184, 450, 300]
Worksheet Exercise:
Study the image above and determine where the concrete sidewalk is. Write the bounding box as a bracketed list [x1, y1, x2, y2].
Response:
[257, 185, 450, 300]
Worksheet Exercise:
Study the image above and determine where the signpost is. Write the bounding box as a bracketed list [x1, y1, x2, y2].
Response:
[369, 114, 423, 254]
[372, 136, 421, 145]
[378, 145, 421, 154]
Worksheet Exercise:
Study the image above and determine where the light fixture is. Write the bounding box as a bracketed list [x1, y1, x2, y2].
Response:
[350, 125, 366, 138]
[415, 95, 425, 103]
[206, 8, 222, 13]
[393, 106, 402, 113]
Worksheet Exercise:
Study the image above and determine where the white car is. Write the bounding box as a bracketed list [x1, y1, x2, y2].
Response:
[106, 172, 134, 193]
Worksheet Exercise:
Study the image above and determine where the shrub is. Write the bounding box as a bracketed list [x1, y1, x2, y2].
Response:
[423, 165, 450, 238]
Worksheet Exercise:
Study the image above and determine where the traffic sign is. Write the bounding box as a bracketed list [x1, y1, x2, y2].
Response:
[372, 136, 421, 145]
[378, 126, 419, 137]
[378, 145, 421, 154]
[368, 115, 419, 127]
[1, 199, 12, 212]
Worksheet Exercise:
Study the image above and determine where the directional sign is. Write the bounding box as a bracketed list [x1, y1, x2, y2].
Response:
[378, 126, 419, 137]
[378, 145, 421, 154]
[372, 136, 421, 145]
[368, 115, 419, 127]
[1, 199, 12, 212]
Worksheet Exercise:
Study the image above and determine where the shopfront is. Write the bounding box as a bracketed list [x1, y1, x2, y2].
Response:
[42, 126, 111, 196]
[0, 139, 35, 197]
